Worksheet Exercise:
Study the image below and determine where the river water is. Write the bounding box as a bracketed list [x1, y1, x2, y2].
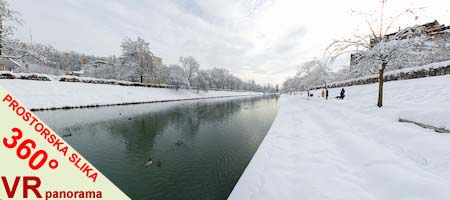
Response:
[37, 95, 279, 200]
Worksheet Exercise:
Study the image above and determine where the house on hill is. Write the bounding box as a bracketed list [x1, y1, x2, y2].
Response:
[0, 58, 23, 72]
[351, 20, 450, 67]
[369, 20, 450, 47]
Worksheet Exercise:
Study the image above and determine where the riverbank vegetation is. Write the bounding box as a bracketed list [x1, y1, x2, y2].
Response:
[0, 0, 276, 93]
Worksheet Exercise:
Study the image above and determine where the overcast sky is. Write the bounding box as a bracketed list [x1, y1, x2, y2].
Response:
[9, 0, 450, 85]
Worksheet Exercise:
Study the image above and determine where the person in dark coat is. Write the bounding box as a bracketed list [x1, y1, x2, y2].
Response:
[340, 88, 345, 99]
[325, 88, 329, 100]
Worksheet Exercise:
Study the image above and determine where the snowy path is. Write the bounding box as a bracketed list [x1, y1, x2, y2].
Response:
[230, 75, 450, 200]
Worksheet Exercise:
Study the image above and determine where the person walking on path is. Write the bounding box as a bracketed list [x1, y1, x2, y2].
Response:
[325, 88, 329, 100]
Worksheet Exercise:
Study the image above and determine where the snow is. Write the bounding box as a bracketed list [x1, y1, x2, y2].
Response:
[330, 60, 450, 87]
[230, 75, 450, 200]
[380, 60, 450, 77]
[0, 79, 261, 110]
[0, 71, 53, 80]
[400, 109, 450, 130]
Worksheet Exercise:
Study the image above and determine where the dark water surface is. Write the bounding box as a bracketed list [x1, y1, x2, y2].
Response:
[37, 96, 279, 200]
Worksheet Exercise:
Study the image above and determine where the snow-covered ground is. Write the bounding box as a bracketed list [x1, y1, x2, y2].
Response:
[330, 60, 450, 87]
[0, 79, 261, 110]
[230, 75, 450, 200]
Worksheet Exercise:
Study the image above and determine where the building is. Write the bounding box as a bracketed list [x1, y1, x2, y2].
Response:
[142, 55, 164, 83]
[351, 20, 450, 67]
[66, 70, 84, 76]
[92, 60, 108, 67]
[370, 20, 450, 47]
[150, 56, 162, 69]
[0, 58, 23, 72]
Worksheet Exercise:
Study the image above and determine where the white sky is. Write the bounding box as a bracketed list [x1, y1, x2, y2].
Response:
[9, 0, 450, 85]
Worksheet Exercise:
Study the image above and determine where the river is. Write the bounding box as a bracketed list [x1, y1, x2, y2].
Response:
[37, 95, 279, 200]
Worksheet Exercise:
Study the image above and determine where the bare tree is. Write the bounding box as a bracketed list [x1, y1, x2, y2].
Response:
[179, 56, 199, 87]
[326, 2, 427, 107]
[168, 64, 188, 90]
[0, 0, 22, 57]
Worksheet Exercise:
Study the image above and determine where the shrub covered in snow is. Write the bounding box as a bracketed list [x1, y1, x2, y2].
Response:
[312, 61, 450, 90]
[0, 71, 52, 81]
[58, 76, 175, 88]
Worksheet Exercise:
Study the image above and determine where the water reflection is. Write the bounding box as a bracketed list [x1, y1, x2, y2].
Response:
[37, 95, 279, 200]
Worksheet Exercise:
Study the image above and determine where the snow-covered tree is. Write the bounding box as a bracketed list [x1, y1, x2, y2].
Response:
[210, 68, 229, 89]
[326, 3, 429, 107]
[282, 58, 332, 93]
[120, 37, 153, 82]
[169, 64, 188, 90]
[193, 69, 210, 92]
[0, 0, 22, 57]
[179, 56, 199, 87]
[0, 6, 272, 92]
[156, 65, 170, 84]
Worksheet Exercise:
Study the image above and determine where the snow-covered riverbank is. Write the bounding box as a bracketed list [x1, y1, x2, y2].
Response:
[230, 75, 450, 200]
[0, 79, 262, 110]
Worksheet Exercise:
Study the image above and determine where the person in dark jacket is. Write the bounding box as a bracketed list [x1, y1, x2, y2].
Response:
[339, 88, 345, 99]
[325, 88, 329, 100]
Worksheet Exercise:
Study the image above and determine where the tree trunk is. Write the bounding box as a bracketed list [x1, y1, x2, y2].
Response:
[377, 63, 387, 107]
[0, 15, 3, 56]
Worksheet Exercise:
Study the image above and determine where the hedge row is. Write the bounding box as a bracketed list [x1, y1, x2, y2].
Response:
[58, 76, 175, 88]
[310, 64, 450, 90]
[0, 72, 51, 81]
